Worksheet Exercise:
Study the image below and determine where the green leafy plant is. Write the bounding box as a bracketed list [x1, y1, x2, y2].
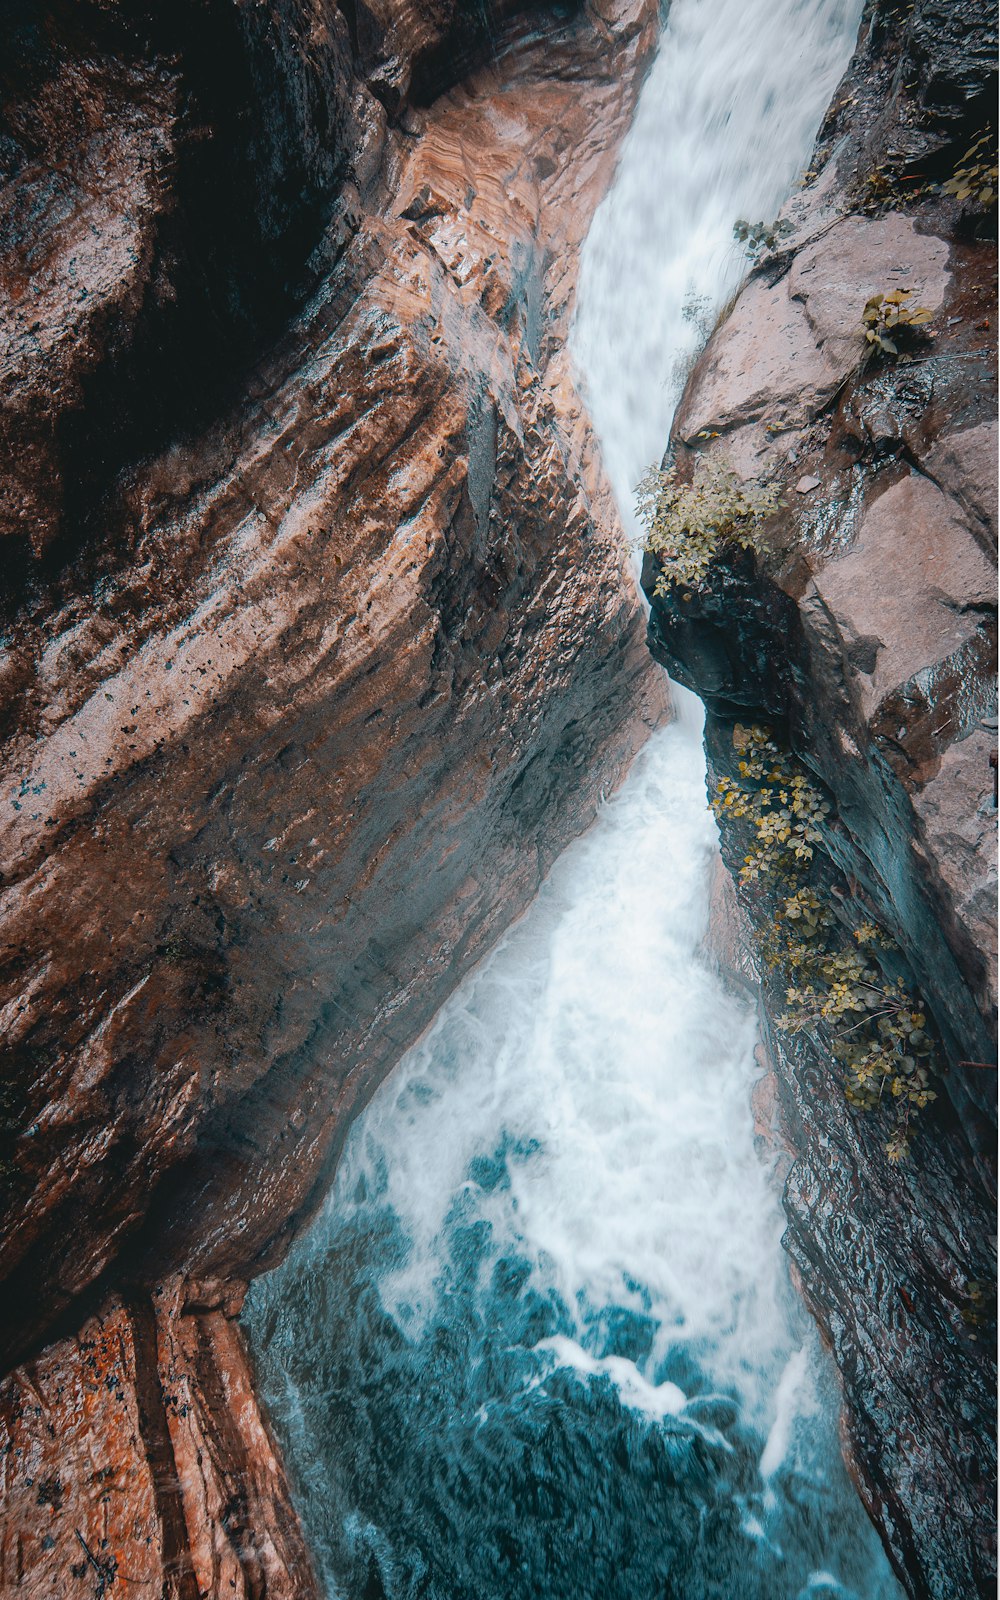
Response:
[733, 217, 793, 263]
[711, 725, 938, 1160]
[861, 288, 933, 357]
[940, 131, 997, 209]
[637, 455, 782, 593]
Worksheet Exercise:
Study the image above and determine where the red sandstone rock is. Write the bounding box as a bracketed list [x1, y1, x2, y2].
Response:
[1, 0, 665, 1358]
[0, 0, 664, 1589]
[0, 1302, 166, 1600]
[664, 163, 997, 1086]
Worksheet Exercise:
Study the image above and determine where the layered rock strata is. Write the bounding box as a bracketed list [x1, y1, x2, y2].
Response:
[0, 1284, 313, 1600]
[0, 0, 665, 1591]
[647, 3, 997, 1595]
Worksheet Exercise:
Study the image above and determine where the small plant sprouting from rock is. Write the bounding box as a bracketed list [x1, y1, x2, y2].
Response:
[940, 131, 997, 211]
[733, 217, 793, 263]
[636, 455, 782, 593]
[961, 1278, 997, 1341]
[855, 163, 934, 214]
[861, 288, 933, 359]
[681, 290, 714, 336]
[711, 724, 938, 1161]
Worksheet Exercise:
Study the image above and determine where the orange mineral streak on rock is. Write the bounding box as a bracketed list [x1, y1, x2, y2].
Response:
[0, 1290, 318, 1599]
[0, 1303, 165, 1600]
[153, 1278, 319, 1599]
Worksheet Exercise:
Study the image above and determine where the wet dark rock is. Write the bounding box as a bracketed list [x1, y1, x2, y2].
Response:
[645, 2, 997, 1595]
[0, 0, 587, 596]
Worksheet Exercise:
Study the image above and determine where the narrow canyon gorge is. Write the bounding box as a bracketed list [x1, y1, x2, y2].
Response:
[0, 1, 995, 1598]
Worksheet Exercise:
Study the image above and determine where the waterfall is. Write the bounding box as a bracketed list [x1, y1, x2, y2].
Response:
[574, 0, 866, 544]
[243, 2, 905, 1596]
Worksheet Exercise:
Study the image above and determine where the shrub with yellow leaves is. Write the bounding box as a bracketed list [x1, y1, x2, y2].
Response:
[637, 455, 782, 593]
[710, 724, 938, 1162]
[861, 288, 933, 359]
[940, 131, 997, 211]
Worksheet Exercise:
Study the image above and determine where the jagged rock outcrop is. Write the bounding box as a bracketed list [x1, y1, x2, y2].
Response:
[1, 0, 577, 585]
[646, 3, 997, 1596]
[0, 0, 666, 1591]
[1, 1284, 315, 1599]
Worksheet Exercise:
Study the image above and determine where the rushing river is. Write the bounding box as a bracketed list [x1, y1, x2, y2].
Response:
[244, 2, 905, 1596]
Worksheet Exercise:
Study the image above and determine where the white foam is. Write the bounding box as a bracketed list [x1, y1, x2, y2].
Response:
[760, 1345, 812, 1478]
[330, 711, 801, 1427]
[532, 1335, 687, 1419]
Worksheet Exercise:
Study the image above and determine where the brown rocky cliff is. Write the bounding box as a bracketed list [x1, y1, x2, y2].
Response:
[0, 0, 666, 1592]
[645, 2, 997, 1595]
[1, 1285, 314, 1600]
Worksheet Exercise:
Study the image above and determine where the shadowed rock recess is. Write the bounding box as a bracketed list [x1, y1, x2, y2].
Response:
[0, 0, 668, 1591]
[646, 3, 997, 1597]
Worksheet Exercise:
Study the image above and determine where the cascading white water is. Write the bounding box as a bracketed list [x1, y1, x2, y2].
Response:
[575, 0, 865, 542]
[244, 3, 906, 1597]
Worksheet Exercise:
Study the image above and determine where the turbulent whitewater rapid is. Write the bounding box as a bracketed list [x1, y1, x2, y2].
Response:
[244, 2, 904, 1596]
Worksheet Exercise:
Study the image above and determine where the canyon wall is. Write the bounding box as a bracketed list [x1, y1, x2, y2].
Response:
[648, 3, 997, 1595]
[0, 1, 667, 1592]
